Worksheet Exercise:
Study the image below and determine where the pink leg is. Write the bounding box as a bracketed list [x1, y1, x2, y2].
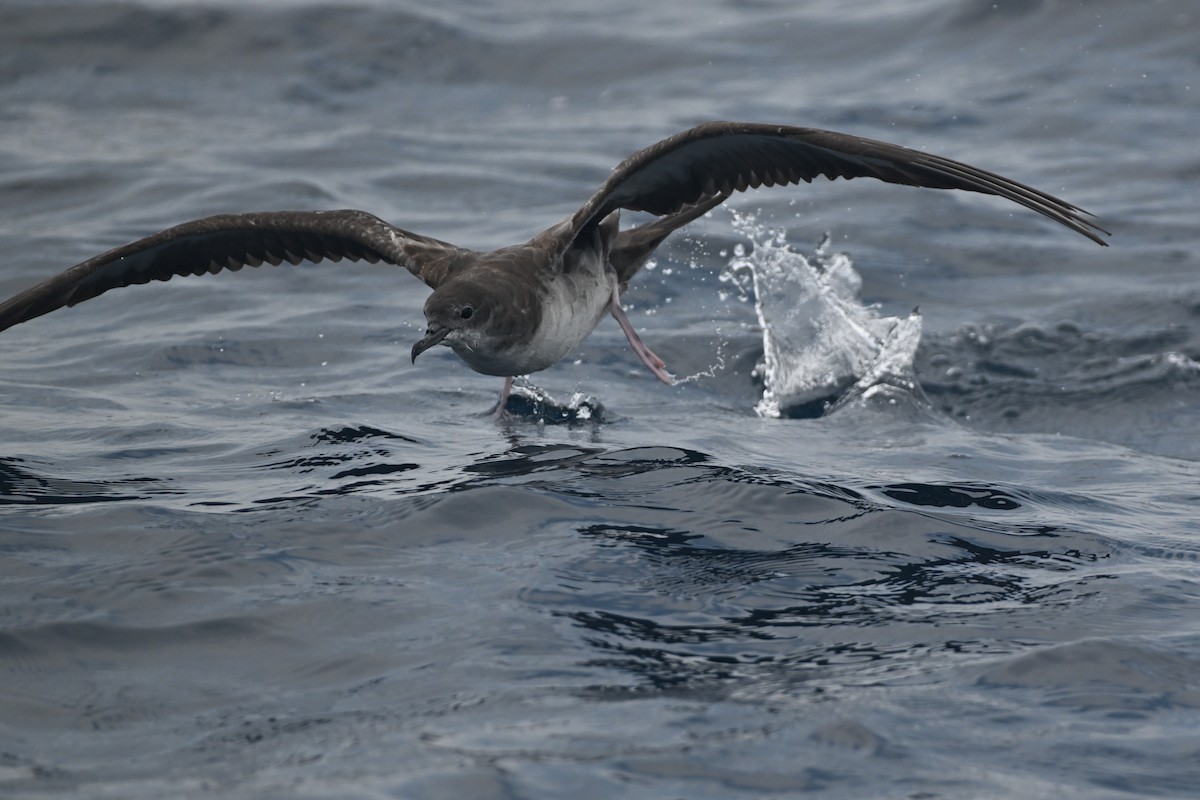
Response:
[609, 280, 673, 384]
[494, 376, 514, 416]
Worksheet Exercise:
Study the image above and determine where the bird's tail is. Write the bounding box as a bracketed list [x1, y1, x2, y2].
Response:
[609, 194, 728, 284]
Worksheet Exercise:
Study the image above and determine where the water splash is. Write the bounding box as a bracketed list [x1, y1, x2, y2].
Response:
[721, 211, 923, 417]
[504, 379, 607, 425]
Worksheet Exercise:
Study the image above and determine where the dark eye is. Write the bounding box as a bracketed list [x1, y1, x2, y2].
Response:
[459, 305, 474, 320]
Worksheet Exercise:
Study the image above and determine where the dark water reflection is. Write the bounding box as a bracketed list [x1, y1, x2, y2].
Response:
[483, 446, 1118, 701]
[0, 423, 1194, 797]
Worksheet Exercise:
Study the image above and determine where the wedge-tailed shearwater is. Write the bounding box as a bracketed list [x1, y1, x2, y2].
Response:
[0, 122, 1107, 408]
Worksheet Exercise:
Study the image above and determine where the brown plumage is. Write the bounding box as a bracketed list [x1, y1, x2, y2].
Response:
[0, 121, 1107, 407]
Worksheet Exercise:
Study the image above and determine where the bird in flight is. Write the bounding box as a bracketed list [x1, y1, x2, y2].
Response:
[0, 122, 1107, 409]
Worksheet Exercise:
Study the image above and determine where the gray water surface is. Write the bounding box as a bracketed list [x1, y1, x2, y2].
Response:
[2, 1, 1199, 798]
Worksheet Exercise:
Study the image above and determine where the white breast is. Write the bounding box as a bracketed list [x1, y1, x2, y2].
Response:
[446, 251, 616, 378]
[516, 267, 614, 374]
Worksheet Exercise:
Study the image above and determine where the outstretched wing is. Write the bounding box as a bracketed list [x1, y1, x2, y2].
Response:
[565, 121, 1109, 252]
[0, 209, 472, 333]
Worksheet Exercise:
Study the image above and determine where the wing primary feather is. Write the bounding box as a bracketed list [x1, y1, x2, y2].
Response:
[0, 209, 470, 333]
[566, 122, 1108, 250]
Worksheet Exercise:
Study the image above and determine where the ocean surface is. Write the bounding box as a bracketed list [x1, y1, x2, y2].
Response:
[2, 1, 1199, 797]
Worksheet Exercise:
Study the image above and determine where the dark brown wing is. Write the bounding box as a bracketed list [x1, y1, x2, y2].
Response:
[565, 121, 1109, 252]
[0, 209, 472, 333]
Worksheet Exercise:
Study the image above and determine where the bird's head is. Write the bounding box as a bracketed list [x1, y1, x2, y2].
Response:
[410, 281, 497, 364]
